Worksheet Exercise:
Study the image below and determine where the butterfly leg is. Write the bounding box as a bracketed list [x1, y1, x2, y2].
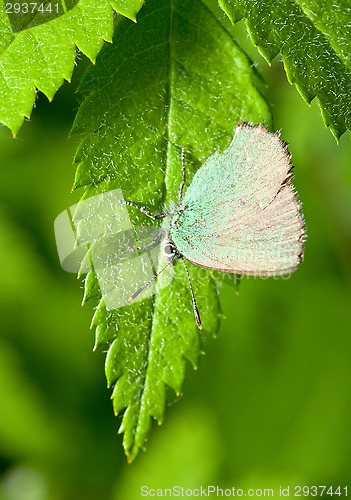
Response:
[128, 259, 174, 302]
[178, 145, 186, 202]
[180, 256, 202, 330]
[118, 200, 168, 220]
[121, 231, 163, 255]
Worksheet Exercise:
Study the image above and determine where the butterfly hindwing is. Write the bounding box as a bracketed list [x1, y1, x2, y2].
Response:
[170, 123, 305, 275]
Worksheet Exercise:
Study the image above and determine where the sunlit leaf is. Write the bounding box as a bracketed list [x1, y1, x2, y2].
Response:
[72, 0, 271, 461]
[219, 0, 351, 140]
[0, 0, 144, 135]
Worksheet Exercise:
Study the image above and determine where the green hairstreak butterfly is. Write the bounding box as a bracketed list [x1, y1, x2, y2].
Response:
[120, 122, 306, 329]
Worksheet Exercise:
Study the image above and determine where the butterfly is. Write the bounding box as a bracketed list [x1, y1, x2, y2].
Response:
[119, 122, 306, 329]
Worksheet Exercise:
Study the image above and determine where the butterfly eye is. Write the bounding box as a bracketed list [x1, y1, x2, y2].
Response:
[163, 242, 177, 259]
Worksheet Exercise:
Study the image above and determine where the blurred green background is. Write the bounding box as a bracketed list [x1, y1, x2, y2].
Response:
[0, 18, 351, 500]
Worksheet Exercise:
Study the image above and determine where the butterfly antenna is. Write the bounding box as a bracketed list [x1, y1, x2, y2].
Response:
[178, 145, 186, 202]
[128, 260, 173, 302]
[118, 200, 168, 220]
[180, 256, 202, 330]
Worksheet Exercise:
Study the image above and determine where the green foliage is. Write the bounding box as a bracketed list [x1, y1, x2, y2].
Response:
[110, 0, 145, 21]
[72, 0, 270, 460]
[1, 0, 351, 491]
[6, 1, 79, 32]
[1, 0, 350, 465]
[0, 0, 350, 138]
[0, 0, 145, 135]
[1, 77, 351, 496]
[218, 0, 351, 140]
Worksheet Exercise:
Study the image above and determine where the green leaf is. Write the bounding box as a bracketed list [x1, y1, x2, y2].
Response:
[218, 0, 351, 140]
[6, 1, 79, 33]
[110, 0, 144, 22]
[72, 0, 271, 461]
[0, 0, 144, 136]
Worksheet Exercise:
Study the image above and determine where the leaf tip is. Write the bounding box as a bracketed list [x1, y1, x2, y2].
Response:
[294, 83, 314, 106]
[125, 446, 138, 463]
[71, 169, 83, 191]
[328, 123, 342, 143]
[119, 9, 138, 22]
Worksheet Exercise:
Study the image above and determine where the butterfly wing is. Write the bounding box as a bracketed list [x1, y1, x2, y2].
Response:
[170, 123, 305, 275]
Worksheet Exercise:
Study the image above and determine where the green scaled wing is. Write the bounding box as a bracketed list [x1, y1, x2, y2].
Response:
[171, 123, 305, 276]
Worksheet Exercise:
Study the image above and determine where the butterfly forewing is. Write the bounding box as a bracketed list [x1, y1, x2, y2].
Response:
[170, 123, 305, 276]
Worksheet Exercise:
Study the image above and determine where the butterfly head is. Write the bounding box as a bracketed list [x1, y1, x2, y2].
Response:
[162, 240, 181, 263]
